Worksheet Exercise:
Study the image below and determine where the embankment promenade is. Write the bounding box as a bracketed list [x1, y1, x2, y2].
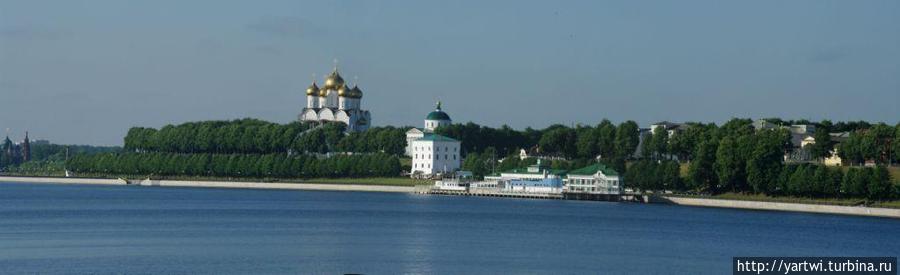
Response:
[649, 195, 900, 219]
[0, 176, 414, 193]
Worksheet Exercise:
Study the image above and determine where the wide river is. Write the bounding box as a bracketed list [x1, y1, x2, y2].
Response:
[0, 182, 897, 274]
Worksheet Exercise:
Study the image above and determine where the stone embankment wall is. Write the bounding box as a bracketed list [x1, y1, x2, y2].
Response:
[650, 195, 900, 219]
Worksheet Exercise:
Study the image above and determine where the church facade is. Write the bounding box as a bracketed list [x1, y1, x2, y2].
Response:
[298, 67, 372, 132]
[407, 102, 461, 177]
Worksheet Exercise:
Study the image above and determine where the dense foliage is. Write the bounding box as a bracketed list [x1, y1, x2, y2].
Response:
[0, 141, 120, 171]
[623, 118, 899, 200]
[66, 152, 401, 178]
[838, 123, 897, 165]
[123, 119, 408, 155]
[436, 119, 640, 161]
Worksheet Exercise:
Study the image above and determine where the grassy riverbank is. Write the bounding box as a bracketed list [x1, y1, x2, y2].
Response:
[0, 172, 428, 187]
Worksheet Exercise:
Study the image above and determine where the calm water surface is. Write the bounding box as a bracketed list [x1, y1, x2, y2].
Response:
[0, 182, 898, 274]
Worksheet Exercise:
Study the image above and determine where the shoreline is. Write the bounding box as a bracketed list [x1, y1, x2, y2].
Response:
[648, 195, 900, 219]
[0, 176, 414, 193]
[1, 176, 898, 218]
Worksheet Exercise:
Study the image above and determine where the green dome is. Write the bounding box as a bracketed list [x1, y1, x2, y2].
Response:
[425, 101, 451, 120]
[426, 110, 451, 121]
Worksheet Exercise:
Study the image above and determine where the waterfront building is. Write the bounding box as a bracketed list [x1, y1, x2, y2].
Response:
[405, 102, 452, 156]
[409, 102, 461, 177]
[487, 160, 565, 193]
[564, 163, 622, 194]
[298, 66, 372, 132]
[434, 171, 474, 191]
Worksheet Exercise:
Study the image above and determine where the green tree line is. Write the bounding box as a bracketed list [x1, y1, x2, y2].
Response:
[66, 152, 401, 178]
[436, 119, 640, 164]
[124, 119, 409, 155]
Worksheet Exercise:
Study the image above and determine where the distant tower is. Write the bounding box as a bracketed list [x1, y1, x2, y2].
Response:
[22, 131, 31, 162]
[2, 135, 12, 158]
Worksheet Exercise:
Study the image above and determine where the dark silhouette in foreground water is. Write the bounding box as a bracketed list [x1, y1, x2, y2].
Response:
[0, 183, 897, 274]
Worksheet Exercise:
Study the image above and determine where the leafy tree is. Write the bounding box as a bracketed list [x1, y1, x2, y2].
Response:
[595, 120, 617, 160]
[809, 121, 834, 160]
[614, 121, 640, 159]
[462, 152, 487, 178]
[869, 166, 893, 201]
[648, 128, 669, 160]
[894, 123, 900, 163]
[688, 139, 718, 193]
[575, 126, 599, 158]
[661, 160, 683, 191]
[746, 130, 785, 194]
[715, 136, 743, 192]
[667, 123, 709, 162]
[842, 168, 866, 198]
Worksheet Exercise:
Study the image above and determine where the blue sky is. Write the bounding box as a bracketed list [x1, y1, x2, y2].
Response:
[1, 0, 898, 145]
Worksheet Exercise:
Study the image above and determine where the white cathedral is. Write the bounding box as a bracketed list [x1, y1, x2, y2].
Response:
[299, 67, 372, 132]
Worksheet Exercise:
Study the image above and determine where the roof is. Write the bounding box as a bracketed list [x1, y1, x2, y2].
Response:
[426, 110, 451, 121]
[652, 121, 681, 129]
[830, 132, 851, 143]
[425, 101, 451, 121]
[415, 133, 458, 142]
[406, 128, 424, 134]
[501, 167, 567, 176]
[567, 163, 619, 176]
[790, 133, 811, 147]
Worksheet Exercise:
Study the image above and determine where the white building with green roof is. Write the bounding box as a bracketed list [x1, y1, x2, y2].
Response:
[405, 101, 453, 156]
[564, 163, 622, 195]
[408, 101, 460, 177]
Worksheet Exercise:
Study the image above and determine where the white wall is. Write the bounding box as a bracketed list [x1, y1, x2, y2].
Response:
[307, 95, 319, 108]
[410, 139, 460, 176]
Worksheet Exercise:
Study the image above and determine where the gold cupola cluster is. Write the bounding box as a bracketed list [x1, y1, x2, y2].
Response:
[308, 68, 363, 99]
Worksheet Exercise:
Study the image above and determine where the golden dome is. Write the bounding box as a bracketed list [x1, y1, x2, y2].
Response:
[318, 87, 327, 97]
[305, 82, 319, 96]
[337, 85, 350, 97]
[324, 70, 344, 89]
